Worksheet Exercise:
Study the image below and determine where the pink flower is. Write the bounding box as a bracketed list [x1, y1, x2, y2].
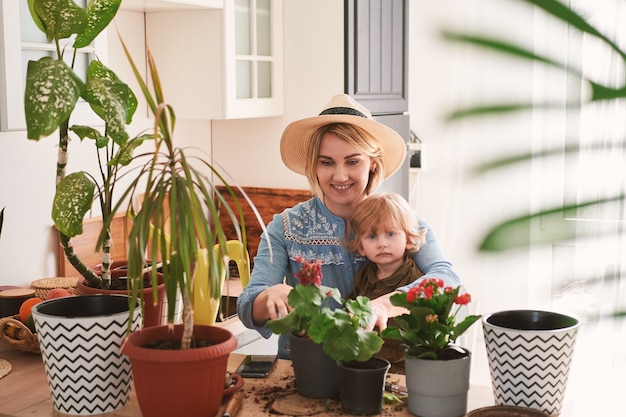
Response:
[406, 287, 419, 303]
[454, 293, 472, 305]
[294, 257, 322, 286]
[425, 314, 438, 323]
[382, 277, 481, 359]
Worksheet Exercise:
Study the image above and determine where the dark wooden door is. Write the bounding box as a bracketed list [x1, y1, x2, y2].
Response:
[345, 0, 409, 197]
[344, 0, 408, 115]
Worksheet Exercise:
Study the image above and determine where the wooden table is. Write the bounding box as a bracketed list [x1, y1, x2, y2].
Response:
[0, 334, 495, 416]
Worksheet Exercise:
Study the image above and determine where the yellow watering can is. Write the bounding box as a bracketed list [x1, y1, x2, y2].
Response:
[133, 194, 250, 325]
[193, 240, 250, 325]
[145, 217, 250, 325]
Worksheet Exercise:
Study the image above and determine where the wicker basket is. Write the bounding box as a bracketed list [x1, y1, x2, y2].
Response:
[0, 315, 39, 354]
[30, 277, 80, 299]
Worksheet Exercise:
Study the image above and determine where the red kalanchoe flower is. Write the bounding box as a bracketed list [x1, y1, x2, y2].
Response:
[406, 286, 419, 303]
[454, 293, 472, 305]
[382, 277, 481, 360]
[294, 256, 322, 286]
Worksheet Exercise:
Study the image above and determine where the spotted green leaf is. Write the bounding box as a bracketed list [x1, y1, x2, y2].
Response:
[82, 60, 137, 146]
[52, 172, 96, 237]
[32, 0, 87, 42]
[25, 57, 83, 140]
[74, 0, 122, 48]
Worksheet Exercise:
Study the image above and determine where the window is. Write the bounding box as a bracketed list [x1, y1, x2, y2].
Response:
[0, 0, 107, 132]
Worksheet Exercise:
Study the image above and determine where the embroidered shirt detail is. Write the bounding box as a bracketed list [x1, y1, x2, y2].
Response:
[281, 199, 345, 266]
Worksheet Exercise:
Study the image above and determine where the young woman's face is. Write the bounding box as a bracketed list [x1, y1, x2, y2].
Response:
[358, 226, 409, 267]
[316, 132, 374, 214]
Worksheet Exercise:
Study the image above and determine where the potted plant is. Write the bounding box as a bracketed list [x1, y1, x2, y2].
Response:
[381, 277, 481, 417]
[101, 38, 261, 417]
[24, 0, 145, 289]
[266, 256, 385, 401]
[22, 0, 169, 327]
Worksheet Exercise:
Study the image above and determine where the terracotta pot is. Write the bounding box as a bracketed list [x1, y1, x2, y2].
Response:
[32, 294, 141, 415]
[78, 260, 165, 327]
[121, 324, 237, 417]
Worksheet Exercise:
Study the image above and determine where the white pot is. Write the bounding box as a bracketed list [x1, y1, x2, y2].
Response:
[32, 294, 141, 415]
[482, 310, 579, 416]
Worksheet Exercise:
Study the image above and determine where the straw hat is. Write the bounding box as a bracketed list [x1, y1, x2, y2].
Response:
[280, 94, 407, 178]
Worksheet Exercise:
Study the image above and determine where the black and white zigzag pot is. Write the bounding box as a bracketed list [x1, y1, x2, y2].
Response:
[482, 310, 579, 417]
[32, 294, 141, 415]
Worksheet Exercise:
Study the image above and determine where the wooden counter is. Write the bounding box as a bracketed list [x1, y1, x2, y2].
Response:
[0, 333, 494, 417]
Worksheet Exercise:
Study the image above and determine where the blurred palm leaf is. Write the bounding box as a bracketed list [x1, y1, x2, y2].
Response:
[443, 0, 626, 252]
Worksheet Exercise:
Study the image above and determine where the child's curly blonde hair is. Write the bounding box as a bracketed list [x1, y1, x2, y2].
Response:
[345, 192, 426, 254]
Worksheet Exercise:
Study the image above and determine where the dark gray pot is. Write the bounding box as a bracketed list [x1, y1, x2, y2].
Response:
[405, 350, 471, 417]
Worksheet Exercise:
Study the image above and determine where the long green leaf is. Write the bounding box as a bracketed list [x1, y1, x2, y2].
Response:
[473, 141, 626, 175]
[520, 0, 626, 61]
[442, 31, 580, 76]
[447, 101, 567, 120]
[480, 196, 625, 251]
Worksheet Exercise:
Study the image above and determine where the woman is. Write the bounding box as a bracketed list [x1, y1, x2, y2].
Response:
[236, 94, 461, 358]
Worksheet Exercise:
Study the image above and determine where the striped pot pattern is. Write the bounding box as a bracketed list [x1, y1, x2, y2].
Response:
[482, 310, 579, 417]
[32, 294, 141, 415]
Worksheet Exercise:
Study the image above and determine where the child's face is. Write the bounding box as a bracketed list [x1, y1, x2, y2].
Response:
[358, 226, 410, 267]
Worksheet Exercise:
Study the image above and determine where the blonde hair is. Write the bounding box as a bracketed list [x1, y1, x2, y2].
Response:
[303, 123, 386, 198]
[345, 192, 426, 254]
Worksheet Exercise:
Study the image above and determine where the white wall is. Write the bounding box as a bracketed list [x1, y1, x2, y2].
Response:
[408, 0, 542, 385]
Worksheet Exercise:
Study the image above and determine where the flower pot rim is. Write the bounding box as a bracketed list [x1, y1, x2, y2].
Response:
[483, 309, 580, 332]
[405, 345, 472, 361]
[32, 294, 134, 319]
[338, 356, 391, 369]
[122, 323, 237, 363]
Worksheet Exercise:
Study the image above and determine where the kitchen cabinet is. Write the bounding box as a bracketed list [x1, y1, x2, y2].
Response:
[145, 0, 283, 119]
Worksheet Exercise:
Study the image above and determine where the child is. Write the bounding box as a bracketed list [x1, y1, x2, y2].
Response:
[345, 192, 427, 373]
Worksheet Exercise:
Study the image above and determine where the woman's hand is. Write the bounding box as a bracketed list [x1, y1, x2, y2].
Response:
[252, 284, 293, 326]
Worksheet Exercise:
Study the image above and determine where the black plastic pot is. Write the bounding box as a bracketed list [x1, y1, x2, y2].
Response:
[338, 357, 390, 415]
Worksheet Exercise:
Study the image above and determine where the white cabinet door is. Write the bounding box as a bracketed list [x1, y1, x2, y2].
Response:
[145, 0, 283, 120]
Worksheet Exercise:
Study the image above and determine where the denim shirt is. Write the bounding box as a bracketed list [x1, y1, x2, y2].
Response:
[236, 196, 461, 357]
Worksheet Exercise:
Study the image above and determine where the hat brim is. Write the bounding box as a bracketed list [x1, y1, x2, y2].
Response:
[280, 114, 407, 178]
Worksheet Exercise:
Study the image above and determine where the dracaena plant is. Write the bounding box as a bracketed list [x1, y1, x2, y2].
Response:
[97, 40, 258, 349]
[24, 0, 140, 288]
[266, 256, 384, 362]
